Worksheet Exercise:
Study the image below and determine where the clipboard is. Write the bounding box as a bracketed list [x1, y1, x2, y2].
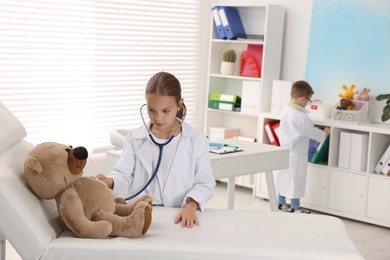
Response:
[209, 147, 243, 155]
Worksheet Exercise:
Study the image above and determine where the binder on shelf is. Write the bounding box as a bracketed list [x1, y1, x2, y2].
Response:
[311, 135, 330, 164]
[308, 139, 320, 162]
[240, 44, 263, 78]
[338, 132, 352, 169]
[349, 133, 368, 171]
[208, 101, 239, 111]
[381, 157, 390, 175]
[217, 6, 246, 40]
[264, 121, 279, 146]
[271, 122, 280, 144]
[209, 92, 241, 104]
[374, 145, 390, 174]
[211, 6, 226, 39]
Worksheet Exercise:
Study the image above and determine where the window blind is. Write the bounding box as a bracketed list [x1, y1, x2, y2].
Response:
[0, 0, 201, 151]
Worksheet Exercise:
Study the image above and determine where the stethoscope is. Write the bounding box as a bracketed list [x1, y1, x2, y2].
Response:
[124, 103, 181, 201]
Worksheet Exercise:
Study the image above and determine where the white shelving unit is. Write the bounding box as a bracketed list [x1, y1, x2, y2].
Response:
[256, 112, 390, 228]
[204, 4, 285, 188]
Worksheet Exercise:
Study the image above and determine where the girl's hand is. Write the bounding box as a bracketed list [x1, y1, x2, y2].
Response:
[174, 199, 199, 228]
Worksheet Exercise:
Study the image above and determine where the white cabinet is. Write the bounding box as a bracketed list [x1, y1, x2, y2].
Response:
[301, 165, 329, 208]
[328, 169, 366, 216]
[367, 176, 390, 223]
[204, 4, 285, 189]
[257, 112, 390, 227]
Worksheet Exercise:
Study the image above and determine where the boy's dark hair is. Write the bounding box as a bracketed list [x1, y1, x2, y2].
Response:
[291, 80, 314, 98]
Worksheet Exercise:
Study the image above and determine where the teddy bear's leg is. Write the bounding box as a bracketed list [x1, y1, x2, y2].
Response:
[59, 188, 113, 238]
[92, 201, 152, 237]
[114, 195, 153, 216]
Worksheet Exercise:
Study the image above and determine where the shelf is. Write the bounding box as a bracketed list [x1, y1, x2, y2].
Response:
[257, 112, 390, 227]
[209, 73, 262, 81]
[212, 39, 264, 45]
[205, 4, 285, 190]
[207, 108, 258, 118]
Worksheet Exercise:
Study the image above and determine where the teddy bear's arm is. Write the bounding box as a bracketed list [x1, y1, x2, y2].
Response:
[58, 188, 113, 238]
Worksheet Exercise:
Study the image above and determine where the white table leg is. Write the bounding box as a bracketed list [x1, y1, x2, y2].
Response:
[226, 177, 235, 209]
[265, 171, 278, 211]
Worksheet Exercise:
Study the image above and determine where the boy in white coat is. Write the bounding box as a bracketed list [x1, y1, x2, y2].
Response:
[276, 81, 330, 213]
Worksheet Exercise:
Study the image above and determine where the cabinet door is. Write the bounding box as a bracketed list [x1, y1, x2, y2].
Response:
[367, 176, 390, 221]
[328, 169, 366, 216]
[301, 165, 329, 207]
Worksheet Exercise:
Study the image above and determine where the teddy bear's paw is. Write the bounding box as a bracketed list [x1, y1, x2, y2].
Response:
[114, 197, 127, 204]
[141, 202, 152, 235]
[139, 194, 153, 209]
[123, 201, 152, 237]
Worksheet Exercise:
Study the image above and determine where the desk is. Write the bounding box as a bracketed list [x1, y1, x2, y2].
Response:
[106, 140, 289, 211]
[210, 139, 289, 211]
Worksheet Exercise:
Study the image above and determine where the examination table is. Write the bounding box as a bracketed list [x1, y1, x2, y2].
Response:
[0, 102, 364, 260]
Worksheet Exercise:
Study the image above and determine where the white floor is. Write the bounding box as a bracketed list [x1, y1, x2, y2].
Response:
[5, 182, 390, 260]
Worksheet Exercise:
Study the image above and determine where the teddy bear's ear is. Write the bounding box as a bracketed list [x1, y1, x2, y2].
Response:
[25, 156, 43, 173]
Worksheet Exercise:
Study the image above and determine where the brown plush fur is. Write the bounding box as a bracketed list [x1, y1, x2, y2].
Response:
[24, 142, 152, 239]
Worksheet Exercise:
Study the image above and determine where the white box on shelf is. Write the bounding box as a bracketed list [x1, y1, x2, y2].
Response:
[241, 80, 260, 115]
[209, 126, 240, 141]
[338, 131, 352, 169]
[271, 80, 292, 115]
[349, 133, 368, 171]
[331, 100, 369, 124]
[308, 99, 330, 119]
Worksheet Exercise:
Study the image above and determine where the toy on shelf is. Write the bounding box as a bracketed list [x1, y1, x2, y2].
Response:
[332, 85, 371, 124]
[338, 84, 356, 100]
[336, 99, 354, 110]
[353, 87, 372, 109]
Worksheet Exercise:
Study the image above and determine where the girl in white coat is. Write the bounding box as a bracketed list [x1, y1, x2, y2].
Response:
[97, 72, 215, 228]
[276, 81, 330, 213]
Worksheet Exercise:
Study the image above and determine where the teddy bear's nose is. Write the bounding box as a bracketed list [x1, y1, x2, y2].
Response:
[73, 146, 88, 160]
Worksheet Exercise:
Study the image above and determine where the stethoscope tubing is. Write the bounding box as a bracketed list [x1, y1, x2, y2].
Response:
[124, 133, 174, 201]
[124, 104, 176, 201]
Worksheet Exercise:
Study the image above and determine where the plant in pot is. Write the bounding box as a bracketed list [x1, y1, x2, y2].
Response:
[220, 49, 236, 76]
[375, 94, 390, 122]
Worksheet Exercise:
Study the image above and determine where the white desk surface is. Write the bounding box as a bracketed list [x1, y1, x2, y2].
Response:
[43, 207, 363, 260]
[209, 139, 289, 210]
[209, 139, 289, 179]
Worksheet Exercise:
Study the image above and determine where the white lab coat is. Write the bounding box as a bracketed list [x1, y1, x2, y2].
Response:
[276, 104, 325, 198]
[107, 121, 215, 211]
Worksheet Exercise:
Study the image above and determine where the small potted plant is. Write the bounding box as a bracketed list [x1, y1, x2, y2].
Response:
[220, 49, 236, 75]
[375, 94, 390, 122]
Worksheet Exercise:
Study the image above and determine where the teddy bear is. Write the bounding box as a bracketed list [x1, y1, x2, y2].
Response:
[24, 142, 153, 239]
[337, 98, 354, 110]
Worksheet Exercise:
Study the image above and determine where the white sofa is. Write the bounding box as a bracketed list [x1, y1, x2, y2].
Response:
[0, 102, 364, 260]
